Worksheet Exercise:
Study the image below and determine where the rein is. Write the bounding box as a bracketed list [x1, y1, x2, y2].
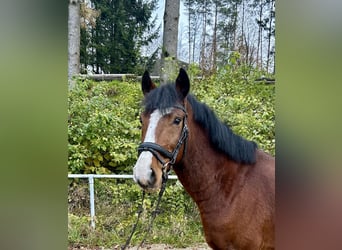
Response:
[121, 174, 168, 250]
[121, 105, 189, 249]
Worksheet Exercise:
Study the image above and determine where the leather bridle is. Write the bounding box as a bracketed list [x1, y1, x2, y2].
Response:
[123, 105, 189, 250]
[137, 105, 189, 175]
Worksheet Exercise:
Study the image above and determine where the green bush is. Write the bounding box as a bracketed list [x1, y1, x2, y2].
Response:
[68, 79, 142, 174]
[68, 66, 274, 174]
[191, 63, 275, 155]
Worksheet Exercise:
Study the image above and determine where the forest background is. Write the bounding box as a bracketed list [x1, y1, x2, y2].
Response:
[71, 0, 275, 76]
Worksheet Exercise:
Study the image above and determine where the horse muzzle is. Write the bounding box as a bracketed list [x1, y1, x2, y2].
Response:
[133, 151, 162, 192]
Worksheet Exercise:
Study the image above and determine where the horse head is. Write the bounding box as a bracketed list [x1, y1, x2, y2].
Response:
[133, 69, 190, 191]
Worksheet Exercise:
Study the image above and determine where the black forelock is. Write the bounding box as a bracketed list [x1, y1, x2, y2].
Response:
[142, 83, 182, 114]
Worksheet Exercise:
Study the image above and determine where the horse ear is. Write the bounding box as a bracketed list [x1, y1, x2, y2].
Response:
[175, 68, 190, 99]
[142, 70, 156, 95]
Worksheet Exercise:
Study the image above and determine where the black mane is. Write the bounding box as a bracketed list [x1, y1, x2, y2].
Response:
[143, 83, 257, 164]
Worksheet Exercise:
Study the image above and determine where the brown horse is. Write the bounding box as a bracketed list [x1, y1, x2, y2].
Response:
[133, 69, 275, 250]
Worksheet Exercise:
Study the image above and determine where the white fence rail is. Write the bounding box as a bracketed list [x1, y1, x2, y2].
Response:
[68, 174, 178, 229]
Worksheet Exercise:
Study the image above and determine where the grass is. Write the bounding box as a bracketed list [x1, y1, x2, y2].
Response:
[68, 178, 206, 248]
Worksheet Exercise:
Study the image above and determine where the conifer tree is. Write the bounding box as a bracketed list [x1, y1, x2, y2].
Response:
[81, 0, 158, 74]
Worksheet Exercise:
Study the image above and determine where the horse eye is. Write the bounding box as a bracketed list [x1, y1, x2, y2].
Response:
[173, 117, 182, 125]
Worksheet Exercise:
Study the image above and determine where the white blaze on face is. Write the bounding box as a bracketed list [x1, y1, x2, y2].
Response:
[133, 109, 163, 185]
[133, 108, 173, 186]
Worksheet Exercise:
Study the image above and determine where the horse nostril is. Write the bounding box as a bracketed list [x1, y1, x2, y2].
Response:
[150, 167, 155, 177]
[135, 166, 157, 189]
[149, 167, 156, 185]
[137, 179, 148, 189]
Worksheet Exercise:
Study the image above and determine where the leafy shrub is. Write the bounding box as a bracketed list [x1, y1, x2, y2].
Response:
[191, 63, 275, 155]
[68, 79, 142, 174]
[68, 65, 274, 174]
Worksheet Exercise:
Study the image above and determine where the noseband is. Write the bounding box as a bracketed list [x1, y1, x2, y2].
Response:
[137, 105, 189, 174]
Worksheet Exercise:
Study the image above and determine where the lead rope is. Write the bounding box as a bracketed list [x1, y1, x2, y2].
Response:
[137, 172, 168, 249]
[120, 172, 168, 250]
[121, 191, 145, 250]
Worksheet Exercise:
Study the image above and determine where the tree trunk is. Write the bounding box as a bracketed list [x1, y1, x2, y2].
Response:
[192, 13, 199, 64]
[266, 0, 274, 72]
[200, 9, 207, 74]
[232, 3, 238, 51]
[211, 2, 218, 73]
[259, 2, 264, 70]
[192, 24, 196, 63]
[161, 0, 180, 84]
[188, 3, 191, 64]
[241, 0, 246, 63]
[266, 21, 271, 72]
[68, 0, 81, 89]
[256, 0, 264, 69]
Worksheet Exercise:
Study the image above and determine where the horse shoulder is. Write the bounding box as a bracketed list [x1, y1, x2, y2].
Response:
[223, 151, 275, 249]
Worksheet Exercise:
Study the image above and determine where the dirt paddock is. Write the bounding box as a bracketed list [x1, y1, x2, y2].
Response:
[69, 243, 211, 250]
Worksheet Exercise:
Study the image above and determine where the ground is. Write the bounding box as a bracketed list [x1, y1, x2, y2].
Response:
[69, 243, 211, 250]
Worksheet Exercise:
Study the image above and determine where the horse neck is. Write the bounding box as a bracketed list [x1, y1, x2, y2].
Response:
[173, 108, 247, 207]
